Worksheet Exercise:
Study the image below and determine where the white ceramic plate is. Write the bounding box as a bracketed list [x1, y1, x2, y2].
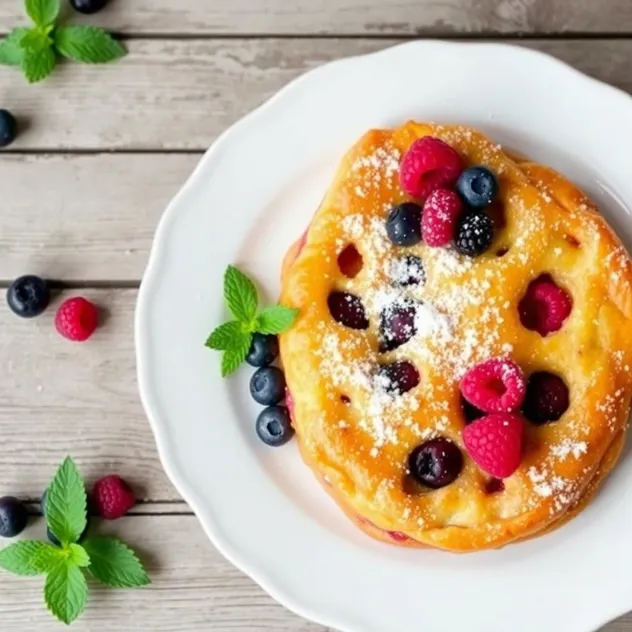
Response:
[136, 41, 632, 632]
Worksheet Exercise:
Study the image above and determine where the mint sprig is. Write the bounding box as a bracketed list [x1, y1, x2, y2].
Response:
[0, 457, 149, 625]
[205, 265, 299, 377]
[0, 0, 126, 83]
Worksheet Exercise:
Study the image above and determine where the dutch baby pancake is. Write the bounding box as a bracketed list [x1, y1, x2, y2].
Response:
[279, 121, 632, 552]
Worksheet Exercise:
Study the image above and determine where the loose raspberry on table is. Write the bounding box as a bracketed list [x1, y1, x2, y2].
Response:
[55, 297, 98, 342]
[399, 136, 463, 200]
[519, 274, 572, 336]
[460, 357, 526, 413]
[422, 189, 463, 247]
[462, 413, 524, 478]
[92, 475, 136, 520]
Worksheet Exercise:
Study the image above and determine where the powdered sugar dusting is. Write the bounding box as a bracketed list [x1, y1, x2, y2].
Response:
[551, 440, 588, 461]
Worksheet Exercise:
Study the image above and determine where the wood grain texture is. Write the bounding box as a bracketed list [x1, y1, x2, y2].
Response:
[1, 0, 631, 35]
[0, 515, 627, 631]
[0, 39, 630, 151]
[0, 289, 180, 501]
[0, 153, 199, 282]
[0, 516, 330, 631]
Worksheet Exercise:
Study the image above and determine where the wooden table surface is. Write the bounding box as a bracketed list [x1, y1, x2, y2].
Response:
[0, 1, 631, 629]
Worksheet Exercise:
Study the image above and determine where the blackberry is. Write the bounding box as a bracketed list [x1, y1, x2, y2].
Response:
[455, 211, 494, 256]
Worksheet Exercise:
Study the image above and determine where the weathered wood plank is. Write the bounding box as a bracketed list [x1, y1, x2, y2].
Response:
[0, 153, 199, 282]
[0, 516, 330, 631]
[606, 619, 632, 632]
[0, 39, 630, 151]
[0, 0, 631, 35]
[0, 288, 181, 501]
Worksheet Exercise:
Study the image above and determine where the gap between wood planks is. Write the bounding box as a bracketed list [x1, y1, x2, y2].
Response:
[25, 500, 193, 516]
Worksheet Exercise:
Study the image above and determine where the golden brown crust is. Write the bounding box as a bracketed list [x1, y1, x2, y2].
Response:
[279, 122, 632, 552]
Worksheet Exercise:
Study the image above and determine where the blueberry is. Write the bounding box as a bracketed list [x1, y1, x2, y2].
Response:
[250, 366, 286, 406]
[408, 439, 463, 489]
[380, 300, 417, 352]
[256, 406, 294, 447]
[391, 255, 425, 287]
[42, 489, 89, 545]
[456, 166, 498, 208]
[377, 361, 420, 395]
[0, 109, 17, 148]
[454, 212, 494, 257]
[327, 292, 369, 330]
[0, 497, 29, 538]
[385, 203, 422, 247]
[6, 275, 50, 318]
[69, 0, 108, 14]
[246, 333, 279, 367]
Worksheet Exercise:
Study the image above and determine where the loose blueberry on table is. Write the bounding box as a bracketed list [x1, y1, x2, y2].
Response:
[69, 0, 109, 14]
[250, 366, 287, 406]
[0, 109, 17, 148]
[0, 496, 29, 538]
[6, 274, 50, 318]
[256, 406, 295, 447]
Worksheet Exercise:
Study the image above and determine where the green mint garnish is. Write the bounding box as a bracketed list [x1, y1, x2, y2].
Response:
[205, 265, 299, 377]
[82, 537, 150, 588]
[45, 456, 87, 545]
[0, 0, 126, 84]
[0, 457, 149, 625]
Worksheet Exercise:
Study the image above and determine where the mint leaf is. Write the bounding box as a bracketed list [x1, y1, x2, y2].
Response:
[25, 0, 60, 26]
[205, 321, 243, 351]
[46, 457, 87, 545]
[83, 537, 150, 588]
[44, 562, 88, 625]
[256, 306, 299, 334]
[221, 332, 252, 377]
[54, 26, 126, 64]
[0, 540, 60, 576]
[67, 543, 90, 568]
[21, 46, 55, 83]
[0, 28, 29, 66]
[20, 28, 52, 52]
[224, 266, 258, 325]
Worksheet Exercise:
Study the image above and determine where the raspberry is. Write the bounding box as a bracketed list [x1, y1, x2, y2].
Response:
[285, 387, 295, 422]
[522, 371, 569, 424]
[519, 274, 572, 336]
[460, 357, 526, 413]
[92, 475, 135, 519]
[462, 413, 524, 478]
[422, 189, 463, 247]
[399, 136, 463, 200]
[55, 297, 98, 342]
